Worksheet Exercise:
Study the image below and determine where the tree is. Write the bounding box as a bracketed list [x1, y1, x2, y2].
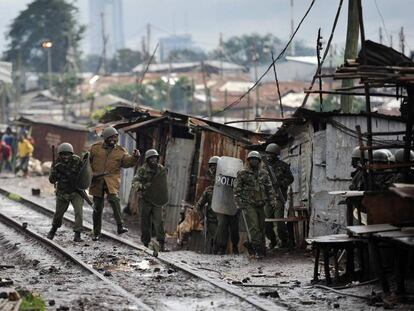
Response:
[109, 49, 142, 73]
[80, 54, 101, 73]
[169, 49, 206, 63]
[102, 77, 193, 112]
[209, 33, 315, 67]
[4, 0, 84, 73]
[311, 94, 366, 113]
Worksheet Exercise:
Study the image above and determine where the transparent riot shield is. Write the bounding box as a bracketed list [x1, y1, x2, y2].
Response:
[211, 156, 244, 216]
[77, 152, 93, 190]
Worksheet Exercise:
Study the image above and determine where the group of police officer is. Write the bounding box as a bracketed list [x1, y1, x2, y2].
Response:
[47, 126, 169, 251]
[196, 144, 294, 259]
[350, 147, 414, 191]
[46, 125, 294, 258]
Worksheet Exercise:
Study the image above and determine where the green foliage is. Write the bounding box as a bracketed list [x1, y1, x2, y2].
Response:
[169, 49, 206, 62]
[209, 33, 314, 67]
[109, 49, 142, 72]
[80, 54, 101, 73]
[311, 94, 366, 113]
[20, 293, 46, 311]
[4, 0, 84, 73]
[102, 77, 193, 111]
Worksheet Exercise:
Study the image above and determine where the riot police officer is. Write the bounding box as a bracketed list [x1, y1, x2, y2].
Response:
[47, 143, 84, 242]
[263, 143, 293, 249]
[89, 127, 140, 241]
[196, 156, 219, 253]
[234, 151, 277, 259]
[132, 149, 168, 251]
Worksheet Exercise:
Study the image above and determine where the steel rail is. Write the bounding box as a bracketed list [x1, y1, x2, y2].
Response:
[0, 187, 286, 311]
[0, 209, 153, 311]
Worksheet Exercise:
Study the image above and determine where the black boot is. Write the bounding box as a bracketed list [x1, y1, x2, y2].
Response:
[73, 231, 83, 242]
[117, 224, 128, 234]
[159, 240, 168, 252]
[47, 226, 58, 240]
[92, 234, 101, 241]
[232, 245, 239, 255]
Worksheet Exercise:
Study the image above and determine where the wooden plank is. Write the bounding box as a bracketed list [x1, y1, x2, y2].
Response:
[347, 224, 399, 235]
[374, 230, 414, 238]
[393, 237, 414, 247]
[265, 217, 307, 223]
[306, 233, 359, 244]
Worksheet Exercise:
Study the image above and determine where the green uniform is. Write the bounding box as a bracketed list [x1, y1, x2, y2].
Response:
[215, 213, 239, 254]
[264, 159, 293, 247]
[349, 168, 365, 191]
[196, 185, 218, 253]
[132, 163, 167, 246]
[234, 165, 277, 252]
[49, 155, 83, 232]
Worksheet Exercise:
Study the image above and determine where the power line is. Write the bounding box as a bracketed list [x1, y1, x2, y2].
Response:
[373, 0, 390, 45]
[211, 0, 316, 116]
[301, 0, 344, 108]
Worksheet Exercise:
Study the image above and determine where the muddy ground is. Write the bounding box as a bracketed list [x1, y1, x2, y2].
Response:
[1, 175, 413, 310]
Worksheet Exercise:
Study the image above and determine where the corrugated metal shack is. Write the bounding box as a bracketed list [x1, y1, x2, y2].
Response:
[15, 116, 89, 162]
[266, 108, 406, 238]
[101, 106, 268, 233]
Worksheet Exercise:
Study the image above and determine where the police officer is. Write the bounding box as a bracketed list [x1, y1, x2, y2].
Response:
[372, 149, 394, 190]
[196, 156, 219, 253]
[234, 151, 277, 259]
[263, 143, 293, 249]
[132, 149, 168, 251]
[47, 143, 84, 242]
[393, 148, 414, 183]
[214, 156, 240, 255]
[349, 146, 367, 191]
[89, 127, 140, 241]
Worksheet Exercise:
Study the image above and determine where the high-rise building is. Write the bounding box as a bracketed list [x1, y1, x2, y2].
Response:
[88, 0, 125, 57]
[159, 34, 195, 63]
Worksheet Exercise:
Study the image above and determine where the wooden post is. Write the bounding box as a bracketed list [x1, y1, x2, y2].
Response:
[340, 0, 359, 113]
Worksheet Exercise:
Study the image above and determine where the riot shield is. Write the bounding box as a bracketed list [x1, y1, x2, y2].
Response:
[77, 152, 93, 190]
[211, 156, 244, 216]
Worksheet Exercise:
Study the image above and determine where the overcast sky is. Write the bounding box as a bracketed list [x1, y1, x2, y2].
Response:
[1, 0, 414, 57]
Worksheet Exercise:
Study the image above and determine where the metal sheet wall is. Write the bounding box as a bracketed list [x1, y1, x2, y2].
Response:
[119, 131, 137, 204]
[30, 124, 88, 162]
[164, 137, 196, 233]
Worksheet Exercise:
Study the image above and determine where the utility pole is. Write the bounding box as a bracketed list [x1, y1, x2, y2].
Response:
[399, 26, 405, 55]
[379, 27, 383, 44]
[147, 23, 151, 58]
[340, 0, 359, 113]
[219, 33, 224, 77]
[390, 34, 393, 48]
[100, 12, 108, 74]
[290, 0, 295, 55]
[15, 49, 22, 118]
[201, 61, 212, 119]
[253, 45, 260, 118]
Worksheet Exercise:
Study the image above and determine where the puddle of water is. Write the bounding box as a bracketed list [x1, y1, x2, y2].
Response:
[131, 260, 150, 270]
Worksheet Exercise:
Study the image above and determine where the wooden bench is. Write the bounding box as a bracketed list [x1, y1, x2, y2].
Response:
[306, 234, 366, 284]
[372, 229, 414, 294]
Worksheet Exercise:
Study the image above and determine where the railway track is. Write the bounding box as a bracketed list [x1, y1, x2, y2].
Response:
[0, 188, 286, 311]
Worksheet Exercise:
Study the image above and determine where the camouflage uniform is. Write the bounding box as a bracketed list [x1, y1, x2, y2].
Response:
[132, 163, 167, 246]
[264, 159, 293, 247]
[234, 165, 277, 253]
[49, 155, 83, 232]
[195, 184, 218, 253]
[349, 168, 365, 191]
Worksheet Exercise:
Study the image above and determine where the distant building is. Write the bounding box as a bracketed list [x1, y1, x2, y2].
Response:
[88, 0, 125, 57]
[159, 34, 196, 62]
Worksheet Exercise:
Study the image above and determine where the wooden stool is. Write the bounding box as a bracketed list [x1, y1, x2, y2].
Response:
[306, 234, 365, 284]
